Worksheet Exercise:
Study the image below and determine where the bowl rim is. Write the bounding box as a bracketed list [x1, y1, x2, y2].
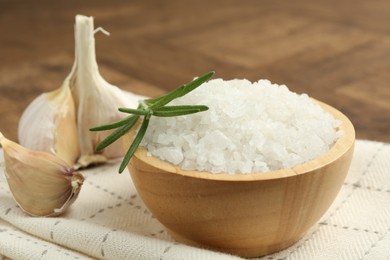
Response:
[130, 99, 355, 181]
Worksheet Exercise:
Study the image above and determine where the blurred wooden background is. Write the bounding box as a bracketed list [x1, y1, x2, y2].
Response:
[0, 0, 389, 142]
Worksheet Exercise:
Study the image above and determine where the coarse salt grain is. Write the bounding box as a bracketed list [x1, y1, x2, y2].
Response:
[141, 78, 343, 174]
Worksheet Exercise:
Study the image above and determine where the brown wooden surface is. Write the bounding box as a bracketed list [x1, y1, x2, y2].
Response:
[0, 0, 389, 142]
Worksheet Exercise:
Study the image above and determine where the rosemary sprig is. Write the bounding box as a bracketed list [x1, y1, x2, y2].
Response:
[90, 71, 214, 173]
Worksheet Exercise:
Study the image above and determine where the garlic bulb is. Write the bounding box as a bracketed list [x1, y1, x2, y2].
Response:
[0, 132, 84, 217]
[18, 14, 141, 168]
[18, 82, 80, 166]
[69, 15, 139, 166]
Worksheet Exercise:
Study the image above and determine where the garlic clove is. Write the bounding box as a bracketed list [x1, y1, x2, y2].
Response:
[18, 83, 80, 167]
[69, 15, 139, 167]
[0, 132, 84, 217]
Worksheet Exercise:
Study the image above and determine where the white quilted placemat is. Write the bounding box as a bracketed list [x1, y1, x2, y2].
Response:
[0, 140, 389, 260]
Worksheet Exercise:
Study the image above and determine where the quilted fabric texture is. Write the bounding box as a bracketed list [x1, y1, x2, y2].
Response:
[0, 140, 389, 260]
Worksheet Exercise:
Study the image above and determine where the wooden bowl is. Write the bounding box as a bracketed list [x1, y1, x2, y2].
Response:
[123, 100, 355, 258]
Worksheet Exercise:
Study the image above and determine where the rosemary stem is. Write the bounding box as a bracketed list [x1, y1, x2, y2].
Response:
[91, 71, 215, 173]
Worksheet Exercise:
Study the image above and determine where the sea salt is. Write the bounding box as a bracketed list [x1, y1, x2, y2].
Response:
[141, 78, 343, 174]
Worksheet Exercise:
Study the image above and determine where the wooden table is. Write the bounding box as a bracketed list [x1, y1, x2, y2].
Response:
[1, 0, 389, 142]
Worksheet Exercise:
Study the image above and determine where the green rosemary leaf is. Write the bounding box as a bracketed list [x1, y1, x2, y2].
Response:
[153, 105, 209, 117]
[95, 115, 140, 151]
[89, 115, 134, 131]
[118, 107, 149, 116]
[119, 116, 150, 173]
[91, 71, 215, 173]
[147, 71, 214, 108]
[152, 105, 208, 112]
[143, 95, 165, 107]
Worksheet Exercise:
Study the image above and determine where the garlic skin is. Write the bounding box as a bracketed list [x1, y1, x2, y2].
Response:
[18, 83, 80, 167]
[69, 15, 139, 167]
[0, 132, 84, 217]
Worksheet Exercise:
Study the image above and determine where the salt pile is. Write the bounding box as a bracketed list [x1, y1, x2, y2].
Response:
[141, 79, 343, 174]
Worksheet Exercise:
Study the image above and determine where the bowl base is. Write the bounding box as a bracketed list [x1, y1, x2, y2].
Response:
[167, 228, 305, 258]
